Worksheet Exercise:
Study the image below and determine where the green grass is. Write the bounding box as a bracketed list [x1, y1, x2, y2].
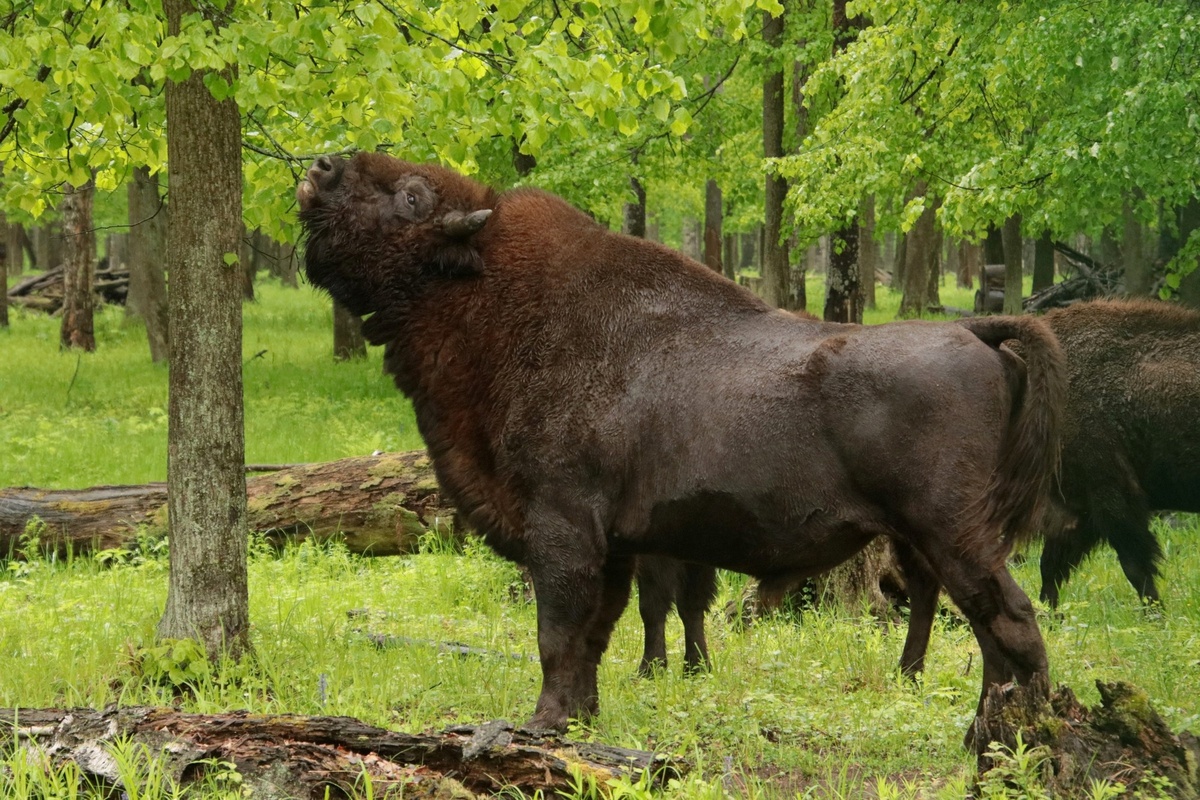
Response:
[2, 275, 1195, 799]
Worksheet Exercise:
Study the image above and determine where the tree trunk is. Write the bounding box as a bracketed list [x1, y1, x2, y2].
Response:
[0, 213, 7, 327]
[681, 216, 701, 261]
[127, 165, 170, 363]
[898, 187, 938, 317]
[824, 223, 861, 322]
[239, 226, 256, 301]
[860, 195, 877, 309]
[762, 7, 790, 309]
[703, 179, 722, 273]
[333, 299, 366, 360]
[160, 0, 249, 660]
[984, 223, 1005, 265]
[0, 452, 460, 559]
[278, 240, 298, 288]
[1001, 213, 1023, 315]
[6, 220, 24, 276]
[958, 239, 978, 289]
[1174, 198, 1200, 307]
[621, 175, 646, 238]
[59, 179, 96, 351]
[1122, 197, 1151, 296]
[0, 707, 678, 800]
[1033, 230, 1054, 292]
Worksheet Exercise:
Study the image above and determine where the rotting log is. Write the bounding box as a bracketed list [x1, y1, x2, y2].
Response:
[0, 707, 679, 800]
[0, 451, 458, 559]
[973, 675, 1200, 798]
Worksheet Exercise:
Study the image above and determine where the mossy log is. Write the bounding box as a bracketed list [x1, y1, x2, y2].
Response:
[0, 707, 678, 799]
[974, 674, 1200, 798]
[0, 451, 457, 559]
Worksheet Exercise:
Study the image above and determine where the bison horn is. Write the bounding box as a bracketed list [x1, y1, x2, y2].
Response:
[440, 209, 492, 238]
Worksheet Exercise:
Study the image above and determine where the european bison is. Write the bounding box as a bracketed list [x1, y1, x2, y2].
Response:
[1036, 299, 1200, 608]
[296, 151, 1065, 734]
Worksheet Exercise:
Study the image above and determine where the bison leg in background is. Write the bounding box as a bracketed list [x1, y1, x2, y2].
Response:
[678, 563, 718, 675]
[1098, 500, 1164, 606]
[575, 555, 636, 709]
[635, 556, 682, 675]
[893, 541, 940, 678]
[1039, 521, 1104, 608]
[634, 557, 718, 677]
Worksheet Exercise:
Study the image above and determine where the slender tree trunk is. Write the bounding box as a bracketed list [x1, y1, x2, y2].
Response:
[0, 213, 7, 327]
[333, 300, 366, 361]
[6, 220, 24, 276]
[681, 217, 701, 261]
[958, 239, 978, 289]
[825, 225, 861, 322]
[703, 179, 722, 274]
[984, 224, 1005, 265]
[1123, 197, 1151, 296]
[1032, 230, 1054, 292]
[160, 0, 249, 660]
[127, 166, 170, 363]
[860, 195, 877, 309]
[762, 7, 789, 309]
[239, 226, 255, 301]
[1174, 198, 1200, 307]
[622, 175, 646, 238]
[60, 179, 96, 351]
[1001, 213, 1023, 315]
[278, 240, 298, 288]
[899, 187, 938, 317]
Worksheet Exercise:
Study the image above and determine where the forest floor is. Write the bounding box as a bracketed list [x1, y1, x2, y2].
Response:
[3, 275, 1194, 799]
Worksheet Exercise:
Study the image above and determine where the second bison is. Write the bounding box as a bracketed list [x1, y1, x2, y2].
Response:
[296, 151, 1064, 738]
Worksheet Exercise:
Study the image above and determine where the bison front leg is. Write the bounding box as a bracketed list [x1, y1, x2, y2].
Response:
[524, 520, 632, 731]
[892, 541, 940, 678]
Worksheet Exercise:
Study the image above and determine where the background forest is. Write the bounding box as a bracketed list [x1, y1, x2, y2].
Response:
[3, 1, 1200, 798]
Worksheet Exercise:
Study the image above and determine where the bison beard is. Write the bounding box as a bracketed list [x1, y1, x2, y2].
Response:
[296, 151, 1065, 740]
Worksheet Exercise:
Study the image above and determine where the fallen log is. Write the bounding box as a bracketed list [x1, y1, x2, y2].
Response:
[0, 706, 678, 799]
[0, 451, 458, 559]
[973, 675, 1200, 798]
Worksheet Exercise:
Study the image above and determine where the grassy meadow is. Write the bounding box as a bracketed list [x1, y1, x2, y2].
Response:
[2, 274, 1198, 799]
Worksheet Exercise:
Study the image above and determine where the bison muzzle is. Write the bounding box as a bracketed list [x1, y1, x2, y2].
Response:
[296, 151, 1066, 740]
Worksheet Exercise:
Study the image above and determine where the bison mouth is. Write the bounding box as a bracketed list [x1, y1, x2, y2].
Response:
[296, 155, 346, 212]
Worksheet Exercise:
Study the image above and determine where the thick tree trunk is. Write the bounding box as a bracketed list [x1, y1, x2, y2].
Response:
[703, 179, 722, 273]
[825, 223, 861, 322]
[0, 452, 457, 559]
[1033, 229, 1054, 292]
[1122, 197, 1151, 296]
[332, 299, 366, 360]
[161, 0, 249, 659]
[59, 179, 96, 351]
[0, 707, 677, 800]
[621, 175, 646, 238]
[762, 8, 790, 309]
[1001, 213, 1023, 315]
[898, 187, 939, 317]
[127, 165, 170, 363]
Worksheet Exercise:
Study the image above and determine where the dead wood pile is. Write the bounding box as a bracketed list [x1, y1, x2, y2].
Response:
[6, 264, 130, 313]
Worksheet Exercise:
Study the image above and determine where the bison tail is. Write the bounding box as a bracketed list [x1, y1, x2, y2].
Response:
[959, 315, 1067, 559]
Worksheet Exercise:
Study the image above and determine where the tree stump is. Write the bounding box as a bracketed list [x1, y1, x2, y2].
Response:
[974, 675, 1200, 798]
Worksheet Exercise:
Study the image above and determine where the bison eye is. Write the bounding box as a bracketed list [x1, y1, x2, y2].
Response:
[405, 192, 416, 206]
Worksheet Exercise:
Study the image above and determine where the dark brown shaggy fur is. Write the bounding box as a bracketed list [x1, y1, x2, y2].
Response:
[1035, 299, 1200, 607]
[297, 152, 1065, 732]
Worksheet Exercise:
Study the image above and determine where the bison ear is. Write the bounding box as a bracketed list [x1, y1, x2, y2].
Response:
[439, 209, 492, 239]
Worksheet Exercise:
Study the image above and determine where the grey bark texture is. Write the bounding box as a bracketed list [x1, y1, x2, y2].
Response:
[0, 213, 7, 327]
[860, 195, 877, 309]
[898, 187, 940, 317]
[1033, 230, 1054, 292]
[59, 180, 96, 351]
[127, 166, 170, 363]
[704, 179, 722, 273]
[1122, 197, 1151, 296]
[1002, 213, 1023, 315]
[6, 220, 24, 275]
[621, 175, 646, 239]
[159, 0, 249, 659]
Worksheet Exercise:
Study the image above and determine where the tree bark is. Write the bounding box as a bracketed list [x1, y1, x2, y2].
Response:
[59, 179, 96, 351]
[681, 216, 701, 261]
[824, 224, 861, 322]
[332, 299, 366, 360]
[127, 165, 170, 363]
[898, 187, 939, 317]
[1174, 198, 1200, 307]
[0, 213, 7, 327]
[1001, 213, 1023, 315]
[1122, 197, 1151, 296]
[984, 223, 1005, 265]
[0, 707, 678, 800]
[6, 220, 24, 275]
[160, 0, 249, 659]
[958, 239, 978, 289]
[0, 452, 459, 560]
[860, 195, 877, 309]
[703, 179, 722, 274]
[762, 7, 790, 309]
[1032, 229, 1054, 292]
[621, 174, 646, 238]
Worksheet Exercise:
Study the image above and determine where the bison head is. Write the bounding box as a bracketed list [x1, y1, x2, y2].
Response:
[296, 151, 495, 317]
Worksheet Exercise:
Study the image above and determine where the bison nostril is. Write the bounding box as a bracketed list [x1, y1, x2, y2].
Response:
[314, 156, 333, 172]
